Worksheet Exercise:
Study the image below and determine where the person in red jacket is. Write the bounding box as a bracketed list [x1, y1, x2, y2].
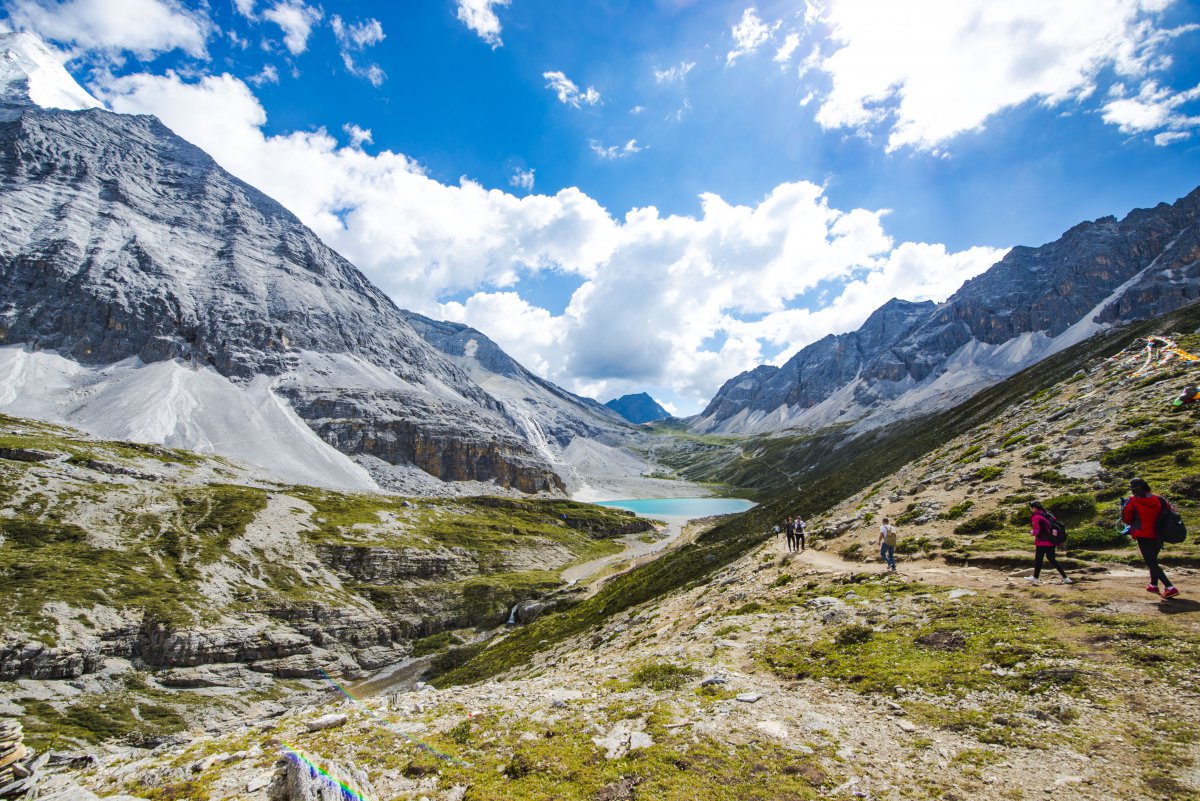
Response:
[1026, 501, 1071, 585]
[1122, 478, 1180, 598]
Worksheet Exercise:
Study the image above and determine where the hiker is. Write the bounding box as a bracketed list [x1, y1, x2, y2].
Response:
[783, 516, 796, 552]
[1027, 502, 1071, 585]
[795, 516, 806, 552]
[878, 517, 897, 572]
[1122, 478, 1181, 598]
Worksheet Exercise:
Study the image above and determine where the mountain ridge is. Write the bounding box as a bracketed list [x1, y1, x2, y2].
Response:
[694, 187, 1200, 435]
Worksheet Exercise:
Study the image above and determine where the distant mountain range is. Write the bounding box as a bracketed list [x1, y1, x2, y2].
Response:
[695, 186, 1200, 435]
[0, 31, 642, 495]
[605, 392, 671, 424]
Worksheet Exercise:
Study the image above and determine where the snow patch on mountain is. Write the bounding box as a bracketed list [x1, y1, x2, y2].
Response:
[0, 31, 101, 114]
[0, 346, 378, 491]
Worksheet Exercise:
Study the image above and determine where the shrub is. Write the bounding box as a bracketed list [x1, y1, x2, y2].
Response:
[629, 661, 702, 691]
[939, 500, 975, 520]
[1171, 474, 1200, 501]
[896, 535, 933, 554]
[1065, 525, 1127, 549]
[955, 445, 983, 464]
[954, 511, 1008, 535]
[1042, 493, 1097, 526]
[1101, 434, 1191, 467]
[895, 503, 923, 525]
[839, 543, 863, 560]
[835, 624, 874, 646]
[1029, 468, 1072, 484]
[973, 465, 1006, 482]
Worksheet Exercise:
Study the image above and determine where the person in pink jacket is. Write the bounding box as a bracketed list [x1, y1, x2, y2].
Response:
[1026, 501, 1071, 585]
[1122, 478, 1180, 598]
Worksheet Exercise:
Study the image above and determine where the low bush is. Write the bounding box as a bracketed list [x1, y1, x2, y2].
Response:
[1102, 434, 1191, 467]
[954, 511, 1009, 535]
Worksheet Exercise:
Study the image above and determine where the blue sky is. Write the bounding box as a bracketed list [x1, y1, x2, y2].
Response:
[4, 0, 1199, 414]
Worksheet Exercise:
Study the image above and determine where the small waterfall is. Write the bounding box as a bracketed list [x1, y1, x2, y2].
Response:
[506, 604, 519, 625]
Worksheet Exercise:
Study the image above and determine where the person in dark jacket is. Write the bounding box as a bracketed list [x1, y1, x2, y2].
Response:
[1122, 478, 1180, 598]
[1026, 501, 1071, 585]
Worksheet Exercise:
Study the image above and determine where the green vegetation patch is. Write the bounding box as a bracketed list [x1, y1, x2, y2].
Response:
[627, 661, 702, 691]
[1102, 434, 1192, 467]
[757, 592, 1084, 698]
[953, 511, 1009, 535]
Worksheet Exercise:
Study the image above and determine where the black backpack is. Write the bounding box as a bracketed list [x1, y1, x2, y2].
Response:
[1047, 517, 1068, 547]
[1156, 497, 1187, 544]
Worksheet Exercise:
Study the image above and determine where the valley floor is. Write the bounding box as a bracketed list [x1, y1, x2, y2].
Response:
[36, 527, 1200, 801]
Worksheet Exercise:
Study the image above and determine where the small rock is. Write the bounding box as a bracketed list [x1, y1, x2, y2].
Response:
[305, 713, 349, 732]
[735, 693, 762, 704]
[896, 720, 917, 733]
[247, 774, 273, 793]
[946, 589, 976, 600]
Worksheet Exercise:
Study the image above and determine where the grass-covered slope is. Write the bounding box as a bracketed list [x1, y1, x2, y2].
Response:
[433, 302, 1200, 687]
[0, 413, 643, 666]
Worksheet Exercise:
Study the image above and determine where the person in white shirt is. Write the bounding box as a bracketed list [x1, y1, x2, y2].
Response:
[878, 518, 897, 572]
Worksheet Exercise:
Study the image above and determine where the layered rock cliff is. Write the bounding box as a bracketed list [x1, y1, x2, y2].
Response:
[695, 187, 1200, 434]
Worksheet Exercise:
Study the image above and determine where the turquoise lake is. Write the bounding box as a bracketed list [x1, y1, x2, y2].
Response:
[595, 497, 756, 518]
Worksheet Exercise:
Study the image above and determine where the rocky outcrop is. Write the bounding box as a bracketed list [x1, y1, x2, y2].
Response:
[696, 187, 1200, 434]
[281, 389, 564, 492]
[0, 642, 102, 681]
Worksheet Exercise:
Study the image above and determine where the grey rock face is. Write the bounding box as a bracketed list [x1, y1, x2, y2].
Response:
[0, 94, 565, 488]
[697, 188, 1200, 433]
[604, 392, 670, 424]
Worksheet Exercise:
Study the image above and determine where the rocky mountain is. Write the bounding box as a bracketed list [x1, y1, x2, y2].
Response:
[0, 31, 652, 497]
[695, 187, 1200, 434]
[604, 392, 671, 424]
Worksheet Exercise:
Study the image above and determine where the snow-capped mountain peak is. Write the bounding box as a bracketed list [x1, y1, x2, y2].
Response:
[0, 30, 102, 114]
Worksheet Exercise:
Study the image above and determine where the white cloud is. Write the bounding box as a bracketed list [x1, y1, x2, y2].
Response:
[233, 0, 255, 17]
[93, 70, 1006, 413]
[589, 139, 642, 159]
[95, 70, 620, 308]
[1102, 79, 1200, 138]
[343, 123, 372, 148]
[1154, 130, 1190, 145]
[5, 0, 209, 58]
[774, 31, 800, 65]
[510, 167, 535, 192]
[262, 0, 321, 55]
[811, 0, 1198, 151]
[543, 70, 600, 107]
[331, 15, 386, 86]
[727, 7, 772, 65]
[456, 0, 510, 48]
[247, 64, 278, 86]
[655, 61, 695, 83]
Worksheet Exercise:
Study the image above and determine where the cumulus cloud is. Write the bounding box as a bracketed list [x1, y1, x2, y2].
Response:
[456, 0, 510, 48]
[1102, 79, 1200, 141]
[727, 7, 772, 65]
[510, 167, 535, 192]
[543, 70, 600, 107]
[5, 0, 209, 58]
[93, 70, 1006, 412]
[342, 123, 372, 148]
[810, 0, 1198, 151]
[590, 139, 642, 159]
[774, 31, 800, 65]
[262, 0, 321, 55]
[331, 15, 386, 86]
[247, 64, 278, 86]
[95, 70, 619, 308]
